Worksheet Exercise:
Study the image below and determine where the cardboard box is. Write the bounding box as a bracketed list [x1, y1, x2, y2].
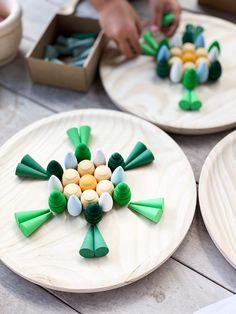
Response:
[26, 15, 105, 92]
[198, 0, 236, 15]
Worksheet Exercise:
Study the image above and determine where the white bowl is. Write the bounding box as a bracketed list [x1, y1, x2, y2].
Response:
[0, 0, 22, 66]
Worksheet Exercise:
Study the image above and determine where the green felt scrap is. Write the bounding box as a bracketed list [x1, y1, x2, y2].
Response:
[128, 203, 163, 223]
[94, 225, 109, 257]
[182, 69, 198, 90]
[190, 90, 202, 111]
[71, 32, 97, 39]
[47, 160, 64, 180]
[209, 60, 222, 81]
[162, 12, 176, 27]
[182, 31, 194, 44]
[21, 154, 48, 176]
[66, 127, 81, 148]
[143, 32, 159, 52]
[79, 125, 91, 146]
[15, 209, 51, 225]
[75, 143, 91, 162]
[208, 40, 221, 53]
[179, 90, 191, 111]
[156, 60, 170, 78]
[48, 191, 67, 214]
[54, 44, 71, 56]
[18, 212, 53, 237]
[125, 141, 147, 166]
[85, 204, 103, 225]
[113, 182, 131, 206]
[140, 42, 156, 56]
[129, 198, 164, 209]
[108, 153, 125, 172]
[79, 225, 94, 258]
[15, 163, 49, 180]
[125, 149, 154, 170]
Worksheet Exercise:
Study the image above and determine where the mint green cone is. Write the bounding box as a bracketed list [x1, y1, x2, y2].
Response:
[15, 209, 51, 225]
[143, 32, 159, 52]
[18, 212, 53, 237]
[79, 125, 91, 146]
[179, 90, 191, 111]
[79, 225, 94, 258]
[128, 203, 163, 223]
[190, 90, 202, 111]
[66, 128, 81, 148]
[94, 225, 109, 257]
[129, 198, 164, 209]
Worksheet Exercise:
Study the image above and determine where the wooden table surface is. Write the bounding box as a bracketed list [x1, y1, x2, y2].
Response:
[0, 0, 235, 313]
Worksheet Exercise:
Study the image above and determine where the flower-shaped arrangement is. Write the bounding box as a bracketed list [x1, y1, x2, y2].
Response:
[14, 125, 164, 259]
[140, 24, 222, 111]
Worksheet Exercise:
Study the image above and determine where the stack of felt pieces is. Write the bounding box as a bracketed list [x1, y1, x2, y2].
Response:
[44, 32, 97, 67]
[140, 22, 222, 111]
[14, 125, 164, 259]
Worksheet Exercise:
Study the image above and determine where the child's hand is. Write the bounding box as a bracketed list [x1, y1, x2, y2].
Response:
[93, 0, 141, 58]
[150, 0, 181, 37]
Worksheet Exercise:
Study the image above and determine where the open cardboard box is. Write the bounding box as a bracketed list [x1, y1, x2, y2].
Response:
[26, 14, 105, 92]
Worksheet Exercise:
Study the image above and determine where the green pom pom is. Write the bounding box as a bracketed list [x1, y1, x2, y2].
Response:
[182, 69, 198, 90]
[113, 182, 131, 206]
[75, 143, 91, 162]
[156, 60, 170, 78]
[108, 153, 125, 172]
[182, 31, 194, 44]
[209, 60, 222, 81]
[47, 160, 63, 180]
[48, 191, 67, 214]
[85, 203, 103, 225]
[208, 40, 221, 53]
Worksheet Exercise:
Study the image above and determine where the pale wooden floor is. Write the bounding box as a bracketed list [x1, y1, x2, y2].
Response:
[0, 1, 235, 313]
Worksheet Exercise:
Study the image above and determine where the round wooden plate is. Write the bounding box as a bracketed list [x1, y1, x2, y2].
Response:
[199, 130, 236, 268]
[0, 109, 196, 292]
[100, 12, 236, 135]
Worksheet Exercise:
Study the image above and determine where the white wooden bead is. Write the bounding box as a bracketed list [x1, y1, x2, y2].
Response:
[81, 189, 99, 208]
[77, 159, 95, 176]
[96, 180, 114, 196]
[94, 165, 112, 182]
[63, 183, 81, 199]
[62, 169, 80, 186]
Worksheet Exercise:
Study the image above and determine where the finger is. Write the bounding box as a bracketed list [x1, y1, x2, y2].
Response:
[163, 12, 180, 37]
[119, 40, 135, 58]
[129, 31, 141, 55]
[152, 2, 164, 29]
[133, 11, 142, 35]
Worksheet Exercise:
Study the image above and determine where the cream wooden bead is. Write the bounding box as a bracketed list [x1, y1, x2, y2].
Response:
[81, 189, 99, 208]
[94, 165, 112, 182]
[62, 169, 80, 186]
[63, 183, 82, 199]
[77, 160, 95, 176]
[183, 62, 196, 72]
[170, 47, 182, 57]
[182, 43, 195, 52]
[169, 56, 183, 66]
[96, 180, 114, 196]
[196, 48, 208, 58]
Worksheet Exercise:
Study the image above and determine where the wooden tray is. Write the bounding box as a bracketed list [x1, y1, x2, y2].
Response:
[199, 130, 236, 268]
[0, 109, 196, 292]
[100, 12, 236, 135]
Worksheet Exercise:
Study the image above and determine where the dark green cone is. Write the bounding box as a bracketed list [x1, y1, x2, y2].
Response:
[108, 153, 125, 172]
[66, 128, 81, 148]
[75, 143, 91, 162]
[79, 225, 94, 258]
[182, 69, 198, 90]
[125, 149, 155, 170]
[156, 60, 170, 78]
[113, 182, 131, 206]
[47, 160, 64, 180]
[21, 155, 48, 176]
[209, 61, 222, 81]
[48, 191, 67, 214]
[125, 142, 147, 166]
[85, 203, 103, 225]
[15, 163, 49, 180]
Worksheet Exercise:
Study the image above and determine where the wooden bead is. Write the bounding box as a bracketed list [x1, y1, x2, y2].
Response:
[169, 56, 183, 66]
[182, 52, 197, 63]
[183, 62, 196, 72]
[81, 189, 99, 208]
[196, 48, 208, 58]
[77, 160, 95, 176]
[182, 43, 195, 52]
[63, 183, 81, 199]
[170, 47, 182, 57]
[196, 57, 210, 67]
[96, 180, 114, 196]
[79, 174, 97, 191]
[94, 165, 112, 182]
[62, 169, 80, 186]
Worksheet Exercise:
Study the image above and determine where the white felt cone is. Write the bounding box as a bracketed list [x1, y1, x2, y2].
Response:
[93, 149, 106, 167]
[64, 152, 78, 169]
[197, 62, 209, 83]
[171, 33, 182, 48]
[208, 47, 219, 62]
[67, 195, 82, 216]
[48, 175, 63, 193]
[170, 61, 183, 83]
[111, 166, 125, 186]
[99, 192, 113, 212]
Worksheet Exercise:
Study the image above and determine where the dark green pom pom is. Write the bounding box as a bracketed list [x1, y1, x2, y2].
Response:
[47, 160, 63, 180]
[75, 143, 91, 162]
[182, 31, 194, 44]
[209, 61, 222, 81]
[85, 203, 103, 225]
[156, 60, 170, 78]
[108, 152, 125, 172]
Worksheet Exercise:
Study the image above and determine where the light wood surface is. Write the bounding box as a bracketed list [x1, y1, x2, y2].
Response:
[100, 12, 236, 135]
[199, 130, 236, 269]
[0, 109, 196, 292]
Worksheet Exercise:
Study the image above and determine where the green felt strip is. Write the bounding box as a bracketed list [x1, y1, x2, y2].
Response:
[18, 212, 53, 237]
[94, 225, 109, 257]
[79, 125, 91, 146]
[66, 128, 81, 148]
[143, 32, 159, 52]
[125, 149, 154, 170]
[75, 143, 91, 162]
[128, 203, 163, 223]
[179, 90, 191, 111]
[125, 142, 147, 166]
[15, 209, 51, 225]
[190, 90, 202, 111]
[140, 42, 156, 56]
[21, 155, 48, 176]
[79, 225, 94, 258]
[129, 198, 164, 209]
[162, 12, 176, 27]
[15, 163, 49, 180]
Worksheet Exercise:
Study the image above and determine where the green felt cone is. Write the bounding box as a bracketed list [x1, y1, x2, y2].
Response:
[128, 203, 163, 223]
[79, 125, 91, 146]
[94, 225, 109, 257]
[143, 32, 159, 52]
[125, 149, 154, 170]
[18, 212, 53, 237]
[129, 198, 164, 209]
[140, 42, 156, 56]
[179, 90, 191, 111]
[15, 209, 51, 225]
[15, 163, 49, 180]
[21, 155, 48, 176]
[79, 225, 94, 258]
[162, 12, 176, 27]
[125, 142, 147, 166]
[190, 90, 202, 111]
[66, 128, 81, 148]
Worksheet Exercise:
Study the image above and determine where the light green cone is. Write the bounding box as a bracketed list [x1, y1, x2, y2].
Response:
[15, 209, 51, 225]
[125, 149, 154, 170]
[79, 225, 94, 258]
[179, 90, 191, 111]
[21, 155, 48, 175]
[190, 90, 202, 111]
[143, 32, 159, 52]
[15, 163, 49, 180]
[66, 128, 81, 148]
[79, 125, 91, 146]
[128, 203, 163, 223]
[18, 212, 53, 237]
[125, 141, 147, 166]
[94, 225, 109, 257]
[129, 198, 164, 209]
[140, 42, 156, 56]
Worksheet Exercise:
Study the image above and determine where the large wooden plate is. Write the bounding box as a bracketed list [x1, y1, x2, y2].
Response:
[199, 130, 236, 268]
[0, 109, 196, 292]
[100, 12, 236, 135]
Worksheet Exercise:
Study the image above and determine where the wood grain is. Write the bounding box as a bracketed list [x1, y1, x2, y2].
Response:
[0, 109, 196, 292]
[100, 12, 236, 134]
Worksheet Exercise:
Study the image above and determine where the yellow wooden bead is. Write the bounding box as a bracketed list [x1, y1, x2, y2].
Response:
[170, 47, 182, 57]
[79, 174, 97, 191]
[63, 183, 81, 199]
[196, 48, 208, 58]
[169, 56, 183, 66]
[94, 165, 112, 182]
[182, 51, 197, 63]
[96, 180, 114, 196]
[196, 57, 210, 67]
[183, 62, 196, 72]
[81, 189, 99, 208]
[62, 169, 80, 186]
[182, 43, 195, 52]
[77, 160, 95, 176]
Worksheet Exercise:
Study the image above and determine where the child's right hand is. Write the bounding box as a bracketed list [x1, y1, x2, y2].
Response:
[94, 0, 142, 58]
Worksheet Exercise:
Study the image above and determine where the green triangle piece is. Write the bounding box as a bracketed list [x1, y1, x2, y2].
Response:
[15, 163, 49, 180]
[15, 209, 51, 225]
[125, 149, 154, 170]
[94, 225, 109, 257]
[179, 90, 191, 111]
[21, 155, 48, 176]
[162, 12, 176, 27]
[128, 203, 163, 223]
[143, 32, 159, 52]
[79, 125, 91, 146]
[18, 212, 53, 237]
[125, 142, 147, 166]
[190, 90, 202, 111]
[129, 198, 164, 209]
[66, 128, 81, 148]
[79, 225, 94, 258]
[140, 42, 156, 56]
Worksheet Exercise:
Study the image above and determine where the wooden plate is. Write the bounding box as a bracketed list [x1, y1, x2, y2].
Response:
[0, 109, 196, 292]
[199, 130, 236, 268]
[100, 12, 236, 135]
